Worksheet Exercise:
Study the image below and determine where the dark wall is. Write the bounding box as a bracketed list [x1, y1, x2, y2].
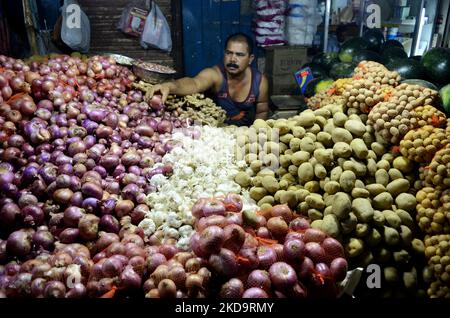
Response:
[78, 0, 183, 72]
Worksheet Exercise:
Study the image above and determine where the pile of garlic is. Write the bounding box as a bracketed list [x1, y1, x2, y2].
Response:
[139, 125, 258, 249]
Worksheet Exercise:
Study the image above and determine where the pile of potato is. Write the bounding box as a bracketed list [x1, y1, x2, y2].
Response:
[368, 101, 417, 144]
[421, 143, 450, 188]
[424, 234, 450, 297]
[416, 187, 450, 234]
[400, 125, 450, 163]
[353, 61, 401, 87]
[414, 105, 447, 128]
[233, 104, 427, 297]
[342, 79, 389, 114]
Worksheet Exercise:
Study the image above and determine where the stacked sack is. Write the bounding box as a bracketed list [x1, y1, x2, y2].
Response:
[286, 0, 322, 46]
[253, 0, 287, 47]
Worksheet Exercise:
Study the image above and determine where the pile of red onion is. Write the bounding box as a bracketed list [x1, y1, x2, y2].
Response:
[186, 194, 348, 298]
[0, 54, 192, 288]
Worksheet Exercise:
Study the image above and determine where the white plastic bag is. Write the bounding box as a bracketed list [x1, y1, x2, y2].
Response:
[60, 0, 90, 53]
[140, 1, 172, 52]
[117, 0, 150, 37]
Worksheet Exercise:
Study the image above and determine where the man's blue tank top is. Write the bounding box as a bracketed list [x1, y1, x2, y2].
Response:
[215, 65, 263, 127]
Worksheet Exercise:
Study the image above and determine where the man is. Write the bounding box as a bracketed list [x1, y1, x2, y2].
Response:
[146, 33, 269, 126]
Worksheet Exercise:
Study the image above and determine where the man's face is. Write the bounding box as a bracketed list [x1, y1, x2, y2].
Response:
[223, 41, 254, 76]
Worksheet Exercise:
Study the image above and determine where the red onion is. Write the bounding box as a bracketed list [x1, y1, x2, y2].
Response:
[114, 199, 134, 218]
[208, 248, 239, 277]
[102, 257, 124, 278]
[159, 244, 179, 259]
[220, 278, 244, 298]
[222, 224, 245, 253]
[120, 265, 141, 289]
[198, 226, 225, 255]
[304, 228, 327, 244]
[247, 269, 271, 292]
[330, 258, 348, 282]
[283, 239, 306, 263]
[223, 193, 243, 212]
[269, 262, 298, 291]
[99, 215, 120, 233]
[6, 229, 33, 257]
[21, 205, 45, 226]
[66, 283, 87, 298]
[242, 287, 269, 298]
[44, 281, 66, 298]
[257, 246, 278, 269]
[59, 228, 80, 243]
[322, 237, 345, 261]
[81, 182, 103, 200]
[297, 257, 315, 280]
[78, 214, 100, 241]
[305, 242, 327, 264]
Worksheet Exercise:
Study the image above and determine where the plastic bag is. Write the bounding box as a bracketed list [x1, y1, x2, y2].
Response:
[140, 1, 172, 52]
[117, 0, 150, 37]
[60, 0, 90, 53]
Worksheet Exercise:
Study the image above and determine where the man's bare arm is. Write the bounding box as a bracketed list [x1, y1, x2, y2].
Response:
[146, 67, 221, 103]
[255, 74, 269, 120]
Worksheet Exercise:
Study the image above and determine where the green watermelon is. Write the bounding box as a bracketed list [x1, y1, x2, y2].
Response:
[440, 84, 450, 114]
[339, 38, 370, 63]
[363, 28, 385, 52]
[421, 47, 450, 85]
[312, 52, 339, 71]
[329, 62, 357, 79]
[300, 62, 329, 79]
[382, 40, 404, 51]
[386, 58, 425, 80]
[401, 79, 439, 91]
[304, 78, 334, 98]
[382, 47, 408, 64]
[352, 50, 383, 63]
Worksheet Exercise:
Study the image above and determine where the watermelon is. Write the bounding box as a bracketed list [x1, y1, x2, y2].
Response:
[363, 28, 385, 52]
[386, 58, 425, 80]
[352, 50, 383, 63]
[304, 78, 334, 98]
[339, 38, 370, 63]
[401, 79, 439, 91]
[312, 52, 340, 71]
[381, 47, 408, 64]
[382, 40, 404, 51]
[421, 47, 450, 85]
[329, 62, 356, 80]
[300, 62, 329, 79]
[440, 84, 450, 114]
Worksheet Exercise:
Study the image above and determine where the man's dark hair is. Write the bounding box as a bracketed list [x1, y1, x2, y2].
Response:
[225, 33, 254, 55]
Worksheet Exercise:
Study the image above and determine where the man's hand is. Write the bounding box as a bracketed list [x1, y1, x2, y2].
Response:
[145, 83, 171, 104]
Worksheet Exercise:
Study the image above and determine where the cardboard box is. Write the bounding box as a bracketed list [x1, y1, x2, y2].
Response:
[268, 73, 300, 95]
[265, 46, 309, 76]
